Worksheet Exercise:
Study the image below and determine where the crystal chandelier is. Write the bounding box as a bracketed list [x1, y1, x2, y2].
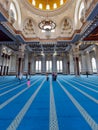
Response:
[38, 0, 56, 31]
[38, 19, 56, 31]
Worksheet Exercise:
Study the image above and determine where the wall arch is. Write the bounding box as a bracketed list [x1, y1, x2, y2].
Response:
[74, 0, 85, 29]
[91, 57, 97, 73]
[10, 2, 17, 21]
[9, 0, 21, 27]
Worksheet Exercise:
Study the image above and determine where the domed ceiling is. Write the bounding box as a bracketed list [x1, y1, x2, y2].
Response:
[28, 0, 67, 11]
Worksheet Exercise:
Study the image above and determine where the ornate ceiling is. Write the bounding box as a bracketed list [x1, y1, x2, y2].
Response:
[18, 0, 73, 40]
[0, 30, 13, 42]
[28, 0, 67, 11]
[84, 26, 98, 41]
[0, 0, 98, 55]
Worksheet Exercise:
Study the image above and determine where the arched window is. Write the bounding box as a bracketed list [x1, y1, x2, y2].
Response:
[10, 2, 17, 21]
[46, 61, 52, 72]
[57, 60, 63, 72]
[79, 61, 81, 73]
[91, 58, 97, 73]
[60, 0, 64, 5]
[36, 61, 41, 72]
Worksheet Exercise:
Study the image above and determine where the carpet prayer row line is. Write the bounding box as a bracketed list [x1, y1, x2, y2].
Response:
[0, 75, 98, 130]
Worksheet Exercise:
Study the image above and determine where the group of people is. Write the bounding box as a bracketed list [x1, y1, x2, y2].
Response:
[17, 73, 31, 87]
[17, 72, 58, 86]
[46, 72, 57, 81]
[52, 72, 57, 81]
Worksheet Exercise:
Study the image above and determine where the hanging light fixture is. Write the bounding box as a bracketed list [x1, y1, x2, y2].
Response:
[38, 0, 56, 32]
[38, 19, 56, 31]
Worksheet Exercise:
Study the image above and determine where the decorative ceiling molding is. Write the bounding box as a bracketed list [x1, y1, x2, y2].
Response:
[85, 0, 98, 20]
[22, 18, 36, 38]
[28, 0, 67, 11]
[0, 2, 9, 20]
[1, 20, 87, 43]
[61, 18, 73, 37]
[83, 26, 98, 41]
[21, 0, 72, 17]
[0, 0, 98, 43]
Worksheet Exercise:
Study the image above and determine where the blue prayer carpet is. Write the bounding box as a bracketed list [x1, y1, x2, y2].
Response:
[0, 75, 98, 130]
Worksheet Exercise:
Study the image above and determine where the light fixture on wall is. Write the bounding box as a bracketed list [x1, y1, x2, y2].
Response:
[2, 47, 12, 55]
[53, 51, 57, 56]
[41, 51, 44, 56]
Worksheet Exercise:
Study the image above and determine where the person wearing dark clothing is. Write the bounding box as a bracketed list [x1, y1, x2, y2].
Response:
[55, 72, 57, 81]
[46, 73, 49, 81]
[18, 73, 22, 84]
[86, 71, 88, 78]
[26, 73, 28, 79]
[52, 72, 55, 81]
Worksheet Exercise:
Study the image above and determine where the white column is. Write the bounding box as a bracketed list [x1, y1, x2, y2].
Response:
[85, 51, 92, 74]
[28, 53, 32, 74]
[95, 46, 98, 74]
[9, 54, 16, 74]
[52, 55, 56, 72]
[72, 46, 80, 76]
[7, 55, 11, 75]
[81, 52, 87, 74]
[63, 54, 67, 74]
[18, 44, 25, 75]
[31, 54, 35, 74]
[0, 45, 2, 66]
[42, 55, 46, 74]
[4, 54, 7, 75]
[69, 54, 74, 74]
[2, 53, 5, 75]
[0, 45, 3, 75]
[66, 54, 70, 74]
[15, 54, 19, 75]
[24, 53, 28, 73]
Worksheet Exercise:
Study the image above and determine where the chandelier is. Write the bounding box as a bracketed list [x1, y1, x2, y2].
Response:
[38, 0, 56, 31]
[38, 19, 56, 31]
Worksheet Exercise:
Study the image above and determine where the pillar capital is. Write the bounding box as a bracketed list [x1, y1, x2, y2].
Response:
[72, 46, 79, 58]
[18, 44, 26, 58]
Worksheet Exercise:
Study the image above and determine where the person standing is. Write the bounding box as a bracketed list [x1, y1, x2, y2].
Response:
[55, 72, 57, 81]
[27, 79, 30, 87]
[52, 72, 55, 81]
[86, 71, 88, 78]
[46, 73, 49, 81]
[19, 73, 22, 84]
[26, 73, 28, 79]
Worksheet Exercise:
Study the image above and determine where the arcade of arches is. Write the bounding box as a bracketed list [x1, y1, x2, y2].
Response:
[0, 48, 98, 76]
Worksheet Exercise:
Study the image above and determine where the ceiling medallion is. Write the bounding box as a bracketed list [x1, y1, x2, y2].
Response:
[38, 19, 56, 31]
